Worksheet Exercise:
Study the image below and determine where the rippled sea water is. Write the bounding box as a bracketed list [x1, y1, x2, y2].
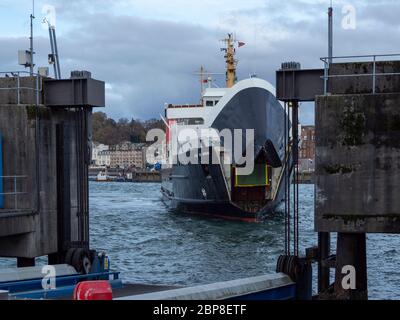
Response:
[1, 182, 400, 299]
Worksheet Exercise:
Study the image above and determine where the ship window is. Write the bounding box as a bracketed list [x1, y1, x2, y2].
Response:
[189, 118, 204, 125]
[205, 100, 214, 107]
[176, 118, 204, 125]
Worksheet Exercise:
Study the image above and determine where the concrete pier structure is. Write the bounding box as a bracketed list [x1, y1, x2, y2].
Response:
[316, 61, 400, 232]
[276, 57, 400, 300]
[0, 72, 104, 266]
[315, 59, 400, 299]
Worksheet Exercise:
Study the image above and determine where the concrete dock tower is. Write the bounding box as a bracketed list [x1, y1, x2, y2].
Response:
[0, 71, 104, 269]
[276, 55, 400, 299]
[315, 58, 400, 299]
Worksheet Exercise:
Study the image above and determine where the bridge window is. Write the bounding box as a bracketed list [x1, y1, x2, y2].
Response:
[205, 100, 214, 107]
[176, 118, 204, 125]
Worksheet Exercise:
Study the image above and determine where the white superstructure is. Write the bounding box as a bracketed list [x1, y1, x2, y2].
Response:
[166, 78, 280, 128]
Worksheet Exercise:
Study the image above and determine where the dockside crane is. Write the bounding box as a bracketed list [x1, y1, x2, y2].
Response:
[43, 18, 62, 79]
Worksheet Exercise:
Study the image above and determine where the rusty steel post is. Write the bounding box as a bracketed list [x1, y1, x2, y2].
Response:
[318, 232, 331, 293]
[334, 233, 368, 300]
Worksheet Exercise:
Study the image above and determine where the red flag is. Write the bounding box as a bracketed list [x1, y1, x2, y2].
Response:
[238, 41, 245, 48]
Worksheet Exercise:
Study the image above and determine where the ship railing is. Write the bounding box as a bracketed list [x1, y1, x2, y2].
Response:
[0, 175, 28, 211]
[0, 71, 43, 105]
[321, 53, 400, 95]
[167, 104, 203, 109]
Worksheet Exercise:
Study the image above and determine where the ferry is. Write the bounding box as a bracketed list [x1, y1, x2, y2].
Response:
[161, 34, 291, 222]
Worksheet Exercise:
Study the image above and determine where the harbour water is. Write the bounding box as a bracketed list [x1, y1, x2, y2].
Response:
[88, 182, 400, 300]
[1, 182, 399, 299]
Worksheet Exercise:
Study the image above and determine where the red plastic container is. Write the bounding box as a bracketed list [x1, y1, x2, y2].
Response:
[73, 281, 113, 300]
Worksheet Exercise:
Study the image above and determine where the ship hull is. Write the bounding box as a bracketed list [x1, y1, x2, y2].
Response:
[162, 80, 290, 222]
[161, 192, 285, 222]
[161, 163, 287, 222]
[162, 193, 260, 222]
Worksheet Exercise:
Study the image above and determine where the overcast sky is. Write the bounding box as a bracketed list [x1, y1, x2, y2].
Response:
[1, 0, 399, 124]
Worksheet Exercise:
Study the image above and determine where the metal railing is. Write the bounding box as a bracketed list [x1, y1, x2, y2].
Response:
[0, 175, 28, 210]
[0, 71, 42, 105]
[321, 53, 400, 95]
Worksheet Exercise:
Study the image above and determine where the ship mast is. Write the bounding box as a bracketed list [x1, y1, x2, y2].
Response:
[222, 33, 237, 88]
[194, 66, 224, 103]
[199, 65, 205, 95]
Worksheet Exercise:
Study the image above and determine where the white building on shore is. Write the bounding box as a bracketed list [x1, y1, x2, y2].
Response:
[97, 149, 112, 167]
[91, 143, 110, 166]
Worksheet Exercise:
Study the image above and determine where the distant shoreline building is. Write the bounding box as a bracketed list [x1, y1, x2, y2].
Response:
[97, 149, 111, 167]
[91, 143, 110, 166]
[110, 141, 146, 169]
[91, 141, 147, 169]
[299, 125, 315, 172]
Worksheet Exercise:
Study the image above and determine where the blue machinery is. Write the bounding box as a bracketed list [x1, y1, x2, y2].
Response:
[0, 271, 121, 300]
[0, 271, 297, 300]
[0, 255, 122, 300]
[0, 257, 301, 300]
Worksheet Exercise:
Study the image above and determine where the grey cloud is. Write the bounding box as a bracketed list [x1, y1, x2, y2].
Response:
[58, 14, 224, 119]
[1, 0, 400, 125]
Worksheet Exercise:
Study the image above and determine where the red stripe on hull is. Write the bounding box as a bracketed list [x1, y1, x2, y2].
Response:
[181, 210, 259, 223]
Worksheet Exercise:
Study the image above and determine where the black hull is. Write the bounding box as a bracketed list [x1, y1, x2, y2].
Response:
[161, 165, 286, 222]
[162, 82, 290, 222]
[161, 192, 282, 223]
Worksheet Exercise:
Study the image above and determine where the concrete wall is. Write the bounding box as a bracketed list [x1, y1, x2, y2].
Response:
[0, 77, 43, 105]
[316, 61, 400, 233]
[0, 103, 89, 258]
[329, 61, 400, 95]
[315, 93, 400, 233]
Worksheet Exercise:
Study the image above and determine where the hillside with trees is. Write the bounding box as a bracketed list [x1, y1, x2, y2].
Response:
[92, 112, 165, 145]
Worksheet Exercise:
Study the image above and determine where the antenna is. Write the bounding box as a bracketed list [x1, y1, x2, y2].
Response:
[17, 1, 36, 73]
[29, 0, 35, 75]
[194, 67, 224, 101]
[328, 1, 333, 64]
[198, 66, 205, 95]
